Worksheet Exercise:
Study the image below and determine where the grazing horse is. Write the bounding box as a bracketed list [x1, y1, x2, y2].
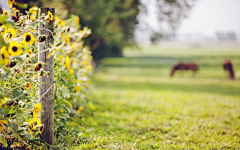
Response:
[223, 59, 234, 80]
[170, 62, 199, 77]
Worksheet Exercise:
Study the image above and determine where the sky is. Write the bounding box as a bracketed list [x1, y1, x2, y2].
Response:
[177, 0, 240, 37]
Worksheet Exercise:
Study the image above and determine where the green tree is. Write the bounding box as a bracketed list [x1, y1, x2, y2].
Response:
[28, 0, 195, 66]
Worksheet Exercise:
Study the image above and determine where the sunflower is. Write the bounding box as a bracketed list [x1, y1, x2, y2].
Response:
[75, 85, 81, 93]
[30, 14, 36, 21]
[33, 103, 42, 118]
[55, 16, 59, 21]
[28, 49, 32, 55]
[81, 30, 91, 38]
[36, 35, 47, 43]
[66, 26, 70, 32]
[8, 0, 15, 9]
[14, 68, 21, 74]
[64, 34, 70, 44]
[87, 65, 92, 72]
[5, 28, 16, 42]
[6, 100, 14, 107]
[56, 19, 65, 27]
[29, 7, 38, 14]
[3, 10, 9, 16]
[0, 120, 7, 132]
[8, 41, 22, 56]
[29, 118, 40, 134]
[1, 46, 9, 65]
[75, 16, 79, 25]
[25, 82, 31, 90]
[0, 25, 7, 37]
[77, 106, 83, 114]
[64, 56, 70, 70]
[70, 43, 75, 52]
[7, 61, 16, 68]
[22, 32, 35, 47]
[11, 7, 19, 18]
[34, 62, 43, 72]
[82, 61, 87, 67]
[70, 69, 74, 77]
[39, 124, 44, 134]
[45, 11, 53, 23]
[59, 56, 63, 60]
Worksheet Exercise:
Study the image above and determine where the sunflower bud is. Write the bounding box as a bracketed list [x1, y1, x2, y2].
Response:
[55, 41, 61, 47]
[6, 32, 12, 39]
[46, 71, 50, 77]
[40, 69, 44, 77]
[34, 62, 43, 72]
[25, 82, 31, 90]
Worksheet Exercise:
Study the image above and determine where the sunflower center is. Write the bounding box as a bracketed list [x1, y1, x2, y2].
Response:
[12, 46, 18, 52]
[25, 35, 31, 42]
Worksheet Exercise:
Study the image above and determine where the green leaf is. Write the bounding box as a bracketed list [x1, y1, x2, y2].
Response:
[15, 106, 24, 114]
[12, 88, 21, 97]
[8, 108, 15, 114]
[0, 15, 8, 23]
[36, 20, 46, 25]
[2, 66, 10, 74]
[15, 2, 28, 9]
[59, 100, 72, 107]
[5, 20, 15, 27]
[15, 56, 24, 62]
[0, 136, 8, 147]
[59, 86, 70, 99]
[87, 101, 96, 110]
[0, 107, 11, 115]
[29, 139, 45, 146]
[8, 121, 18, 132]
[0, 34, 8, 48]
[23, 131, 33, 140]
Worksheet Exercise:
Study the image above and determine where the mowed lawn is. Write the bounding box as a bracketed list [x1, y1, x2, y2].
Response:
[78, 43, 240, 149]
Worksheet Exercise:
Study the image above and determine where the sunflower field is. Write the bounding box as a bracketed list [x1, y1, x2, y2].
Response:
[0, 3, 92, 149]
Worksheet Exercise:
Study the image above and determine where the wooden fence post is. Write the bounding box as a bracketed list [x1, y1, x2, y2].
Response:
[38, 8, 55, 145]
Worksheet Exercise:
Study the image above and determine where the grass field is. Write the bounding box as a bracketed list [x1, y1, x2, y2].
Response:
[76, 43, 240, 149]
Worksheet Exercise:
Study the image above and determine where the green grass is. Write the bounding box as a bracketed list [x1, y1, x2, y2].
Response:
[76, 45, 240, 149]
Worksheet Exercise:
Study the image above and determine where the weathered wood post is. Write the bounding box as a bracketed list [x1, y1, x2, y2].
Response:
[38, 8, 55, 145]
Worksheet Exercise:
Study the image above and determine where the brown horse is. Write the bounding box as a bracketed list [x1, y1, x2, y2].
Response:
[170, 62, 199, 77]
[223, 59, 234, 80]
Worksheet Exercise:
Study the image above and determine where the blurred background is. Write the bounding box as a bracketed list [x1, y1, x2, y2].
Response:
[4, 0, 239, 74]
[24, 0, 240, 77]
